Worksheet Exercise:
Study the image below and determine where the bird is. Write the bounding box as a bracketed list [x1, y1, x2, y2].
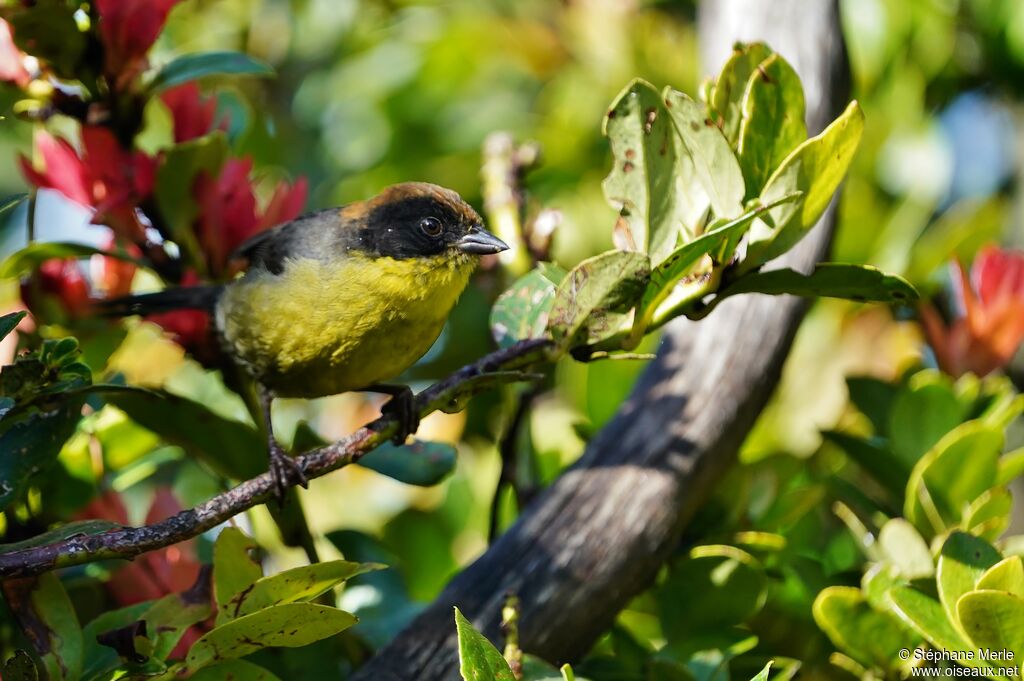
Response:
[101, 182, 509, 499]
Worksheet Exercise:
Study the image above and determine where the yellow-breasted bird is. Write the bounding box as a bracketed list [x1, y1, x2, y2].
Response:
[102, 182, 508, 497]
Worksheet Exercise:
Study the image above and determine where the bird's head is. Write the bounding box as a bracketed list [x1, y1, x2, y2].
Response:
[344, 182, 508, 263]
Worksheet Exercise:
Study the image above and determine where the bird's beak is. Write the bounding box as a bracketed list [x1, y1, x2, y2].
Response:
[456, 226, 510, 255]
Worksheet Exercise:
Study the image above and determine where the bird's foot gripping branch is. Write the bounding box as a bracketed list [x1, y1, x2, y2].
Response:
[0, 25, 916, 681]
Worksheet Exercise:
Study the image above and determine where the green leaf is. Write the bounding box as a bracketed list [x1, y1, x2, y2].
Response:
[490, 263, 567, 348]
[2, 573, 82, 681]
[636, 194, 800, 331]
[0, 311, 26, 343]
[185, 603, 356, 671]
[904, 422, 1003, 533]
[709, 42, 774, 145]
[845, 376, 899, 438]
[977, 557, 1024, 597]
[744, 101, 865, 269]
[811, 586, 919, 671]
[188, 660, 283, 681]
[749, 661, 772, 681]
[150, 51, 274, 92]
[889, 375, 965, 471]
[888, 586, 986, 667]
[0, 193, 28, 219]
[104, 388, 264, 480]
[561, 663, 577, 681]
[736, 52, 807, 197]
[213, 528, 263, 626]
[547, 250, 649, 349]
[455, 607, 516, 681]
[937, 532, 1002, 639]
[822, 431, 907, 496]
[997, 448, 1024, 486]
[957, 590, 1024, 663]
[878, 518, 933, 579]
[228, 560, 381, 619]
[602, 79, 705, 262]
[154, 133, 229, 270]
[716, 264, 917, 306]
[663, 88, 746, 220]
[962, 487, 1013, 542]
[659, 545, 767, 640]
[0, 395, 86, 512]
[0, 242, 142, 280]
[142, 583, 214, 660]
[358, 440, 457, 486]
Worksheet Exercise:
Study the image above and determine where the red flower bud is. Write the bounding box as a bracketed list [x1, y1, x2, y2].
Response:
[95, 0, 184, 86]
[921, 246, 1024, 378]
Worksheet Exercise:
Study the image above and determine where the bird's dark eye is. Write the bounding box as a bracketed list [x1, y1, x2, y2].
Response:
[419, 217, 443, 237]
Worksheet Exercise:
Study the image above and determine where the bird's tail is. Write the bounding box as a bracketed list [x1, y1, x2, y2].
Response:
[95, 285, 223, 317]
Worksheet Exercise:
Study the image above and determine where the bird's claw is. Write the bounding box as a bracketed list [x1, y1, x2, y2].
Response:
[268, 441, 308, 505]
[381, 387, 419, 445]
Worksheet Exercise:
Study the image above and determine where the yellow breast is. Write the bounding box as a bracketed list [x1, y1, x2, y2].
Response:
[216, 253, 475, 397]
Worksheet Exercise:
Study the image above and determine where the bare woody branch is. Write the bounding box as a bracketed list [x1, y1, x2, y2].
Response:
[0, 339, 553, 580]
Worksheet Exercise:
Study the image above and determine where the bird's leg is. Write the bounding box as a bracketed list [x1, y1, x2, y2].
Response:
[365, 384, 419, 445]
[258, 384, 308, 503]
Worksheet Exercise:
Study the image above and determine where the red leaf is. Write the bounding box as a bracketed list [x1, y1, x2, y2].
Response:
[162, 83, 222, 143]
[95, 0, 184, 82]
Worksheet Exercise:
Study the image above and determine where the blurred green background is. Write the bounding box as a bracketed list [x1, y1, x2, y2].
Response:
[2, 0, 1024, 677]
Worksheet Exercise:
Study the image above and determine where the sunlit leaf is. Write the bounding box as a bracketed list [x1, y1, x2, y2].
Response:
[637, 193, 801, 330]
[490, 263, 566, 348]
[709, 42, 774, 144]
[877, 519, 933, 579]
[936, 532, 1002, 639]
[663, 88, 746, 220]
[150, 51, 274, 92]
[888, 586, 986, 667]
[213, 528, 263, 626]
[602, 80, 706, 263]
[977, 556, 1024, 597]
[744, 101, 865, 268]
[185, 603, 356, 671]
[811, 586, 919, 670]
[229, 560, 381, 619]
[547, 250, 649, 349]
[957, 590, 1024, 664]
[715, 263, 917, 306]
[455, 607, 516, 681]
[737, 52, 807, 197]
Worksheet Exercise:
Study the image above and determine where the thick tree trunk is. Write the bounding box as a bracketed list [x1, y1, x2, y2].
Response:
[351, 2, 850, 678]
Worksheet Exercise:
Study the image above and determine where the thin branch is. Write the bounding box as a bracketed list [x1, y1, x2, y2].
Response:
[0, 339, 553, 580]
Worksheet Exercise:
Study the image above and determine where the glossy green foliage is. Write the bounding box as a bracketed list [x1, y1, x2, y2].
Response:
[493, 43, 911, 356]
